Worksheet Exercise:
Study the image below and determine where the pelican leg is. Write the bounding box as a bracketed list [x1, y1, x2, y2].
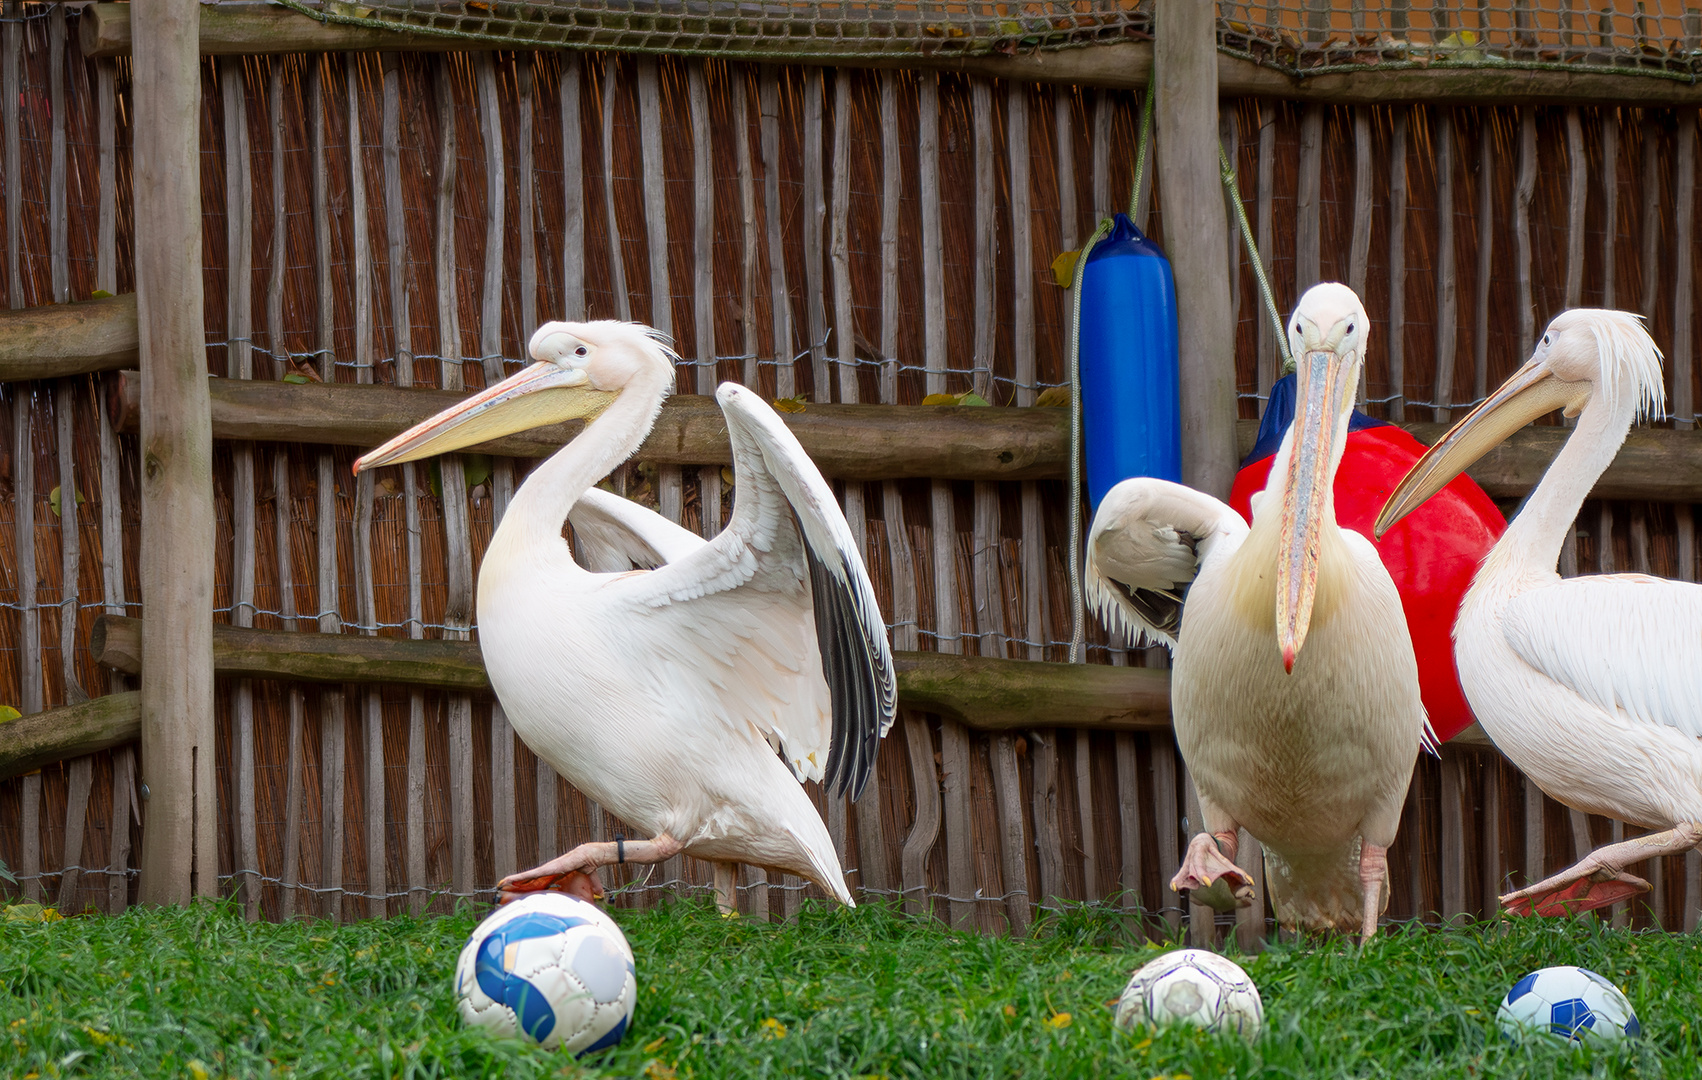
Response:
[498, 833, 684, 904]
[1171, 829, 1256, 911]
[713, 861, 739, 916]
[1500, 821, 1702, 917]
[1357, 841, 1389, 940]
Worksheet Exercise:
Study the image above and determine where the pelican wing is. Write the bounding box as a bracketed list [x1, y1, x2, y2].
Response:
[611, 383, 897, 799]
[1503, 574, 1702, 739]
[567, 486, 706, 572]
[1086, 478, 1249, 650]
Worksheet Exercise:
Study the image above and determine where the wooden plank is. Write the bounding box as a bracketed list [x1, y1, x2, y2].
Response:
[52, 32, 89, 898]
[109, 373, 1702, 501]
[48, 5, 66, 303]
[971, 80, 995, 403]
[1515, 108, 1538, 359]
[1260, 103, 1282, 395]
[1433, 109, 1457, 422]
[1601, 112, 1619, 308]
[1155, 0, 1236, 495]
[561, 53, 585, 321]
[309, 56, 345, 922]
[1295, 103, 1322, 296]
[1675, 110, 1696, 430]
[1221, 109, 1241, 329]
[1642, 115, 1660, 324]
[1474, 117, 1494, 403]
[1388, 107, 1408, 422]
[0, 693, 142, 782]
[736, 68, 759, 391]
[0, 293, 148, 384]
[344, 56, 388, 921]
[434, 56, 476, 904]
[1440, 749, 1466, 922]
[1074, 734, 1098, 905]
[97, 59, 117, 296]
[475, 52, 517, 890]
[135, 0, 218, 905]
[803, 69, 829, 399]
[224, 54, 262, 920]
[601, 57, 630, 321]
[692, 59, 722, 529]
[1151, 738, 1181, 931]
[899, 714, 940, 918]
[1347, 107, 1371, 302]
[4, 0, 31, 902]
[5, 0, 18, 308]
[98, 52, 127, 909]
[1482, 752, 1502, 916]
[1183, 770, 1215, 946]
[992, 734, 1029, 933]
[381, 51, 427, 916]
[1114, 733, 1142, 919]
[917, 72, 971, 929]
[1031, 733, 1064, 910]
[1092, 88, 1111, 223]
[1565, 108, 1587, 308]
[760, 67, 792, 398]
[1055, 86, 1077, 251]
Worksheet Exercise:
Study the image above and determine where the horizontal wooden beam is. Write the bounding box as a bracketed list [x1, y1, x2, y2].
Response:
[92, 615, 1172, 734]
[107, 370, 1702, 498]
[79, 6, 1702, 106]
[0, 293, 138, 382]
[105, 372, 1066, 483]
[0, 692, 141, 782]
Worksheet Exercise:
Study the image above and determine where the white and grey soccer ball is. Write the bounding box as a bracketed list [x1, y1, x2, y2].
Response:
[1496, 965, 1640, 1044]
[453, 893, 638, 1055]
[1115, 949, 1263, 1039]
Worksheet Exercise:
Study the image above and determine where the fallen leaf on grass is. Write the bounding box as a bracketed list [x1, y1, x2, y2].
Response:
[758, 1017, 788, 1040]
[1044, 1012, 1072, 1029]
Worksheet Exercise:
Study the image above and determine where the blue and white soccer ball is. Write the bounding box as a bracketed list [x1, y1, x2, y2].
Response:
[1115, 949, 1264, 1039]
[453, 893, 638, 1055]
[1496, 965, 1641, 1044]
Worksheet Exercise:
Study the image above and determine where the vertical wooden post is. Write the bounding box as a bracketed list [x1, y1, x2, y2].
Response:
[1515, 109, 1537, 359]
[224, 54, 261, 920]
[135, 0, 216, 904]
[1388, 108, 1409, 422]
[600, 58, 630, 322]
[1601, 112, 1619, 308]
[1565, 108, 1587, 309]
[561, 53, 584, 321]
[1155, 0, 1236, 496]
[310, 57, 346, 922]
[1295, 103, 1322, 297]
[1258, 104, 1282, 394]
[1474, 118, 1494, 404]
[1433, 109, 1457, 422]
[1674, 109, 1695, 431]
[760, 68, 792, 398]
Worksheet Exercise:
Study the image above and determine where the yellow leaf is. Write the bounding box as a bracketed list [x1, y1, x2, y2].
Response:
[4, 903, 60, 922]
[1044, 1012, 1072, 1029]
[1135, 1036, 1152, 1050]
[187, 1062, 210, 1080]
[643, 1062, 677, 1080]
[921, 393, 959, 406]
[1034, 386, 1071, 408]
[772, 395, 808, 414]
[1050, 248, 1081, 288]
[758, 1016, 788, 1040]
[90, 289, 114, 300]
[642, 1036, 667, 1054]
[0, 706, 19, 723]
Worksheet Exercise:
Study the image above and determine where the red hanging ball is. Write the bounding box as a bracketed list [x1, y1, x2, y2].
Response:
[1230, 399, 1505, 744]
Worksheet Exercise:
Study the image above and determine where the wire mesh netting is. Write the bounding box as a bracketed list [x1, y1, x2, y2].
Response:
[1221, 1, 1702, 77]
[280, 0, 1702, 79]
[278, 0, 1151, 57]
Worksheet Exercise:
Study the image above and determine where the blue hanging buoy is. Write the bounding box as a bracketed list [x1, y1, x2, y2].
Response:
[1077, 213, 1180, 509]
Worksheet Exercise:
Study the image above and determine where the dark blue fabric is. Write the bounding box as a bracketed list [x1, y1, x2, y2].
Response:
[1241, 372, 1390, 467]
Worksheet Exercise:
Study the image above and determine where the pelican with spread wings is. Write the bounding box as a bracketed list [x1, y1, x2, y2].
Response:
[356, 320, 896, 909]
[1377, 309, 1702, 917]
[1087, 283, 1431, 938]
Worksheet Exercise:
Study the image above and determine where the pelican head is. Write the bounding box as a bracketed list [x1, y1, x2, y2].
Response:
[354, 320, 676, 472]
[1276, 282, 1370, 672]
[1375, 309, 1664, 536]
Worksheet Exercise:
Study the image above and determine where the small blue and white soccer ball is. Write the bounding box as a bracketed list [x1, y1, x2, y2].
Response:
[453, 893, 638, 1055]
[1496, 965, 1641, 1044]
[1115, 949, 1263, 1039]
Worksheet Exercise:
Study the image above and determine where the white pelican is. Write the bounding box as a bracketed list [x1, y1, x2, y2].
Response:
[1087, 283, 1431, 938]
[355, 321, 896, 910]
[1376, 309, 1700, 917]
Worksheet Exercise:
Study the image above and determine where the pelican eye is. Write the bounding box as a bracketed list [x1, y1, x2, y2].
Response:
[1346, 322, 1355, 335]
[575, 345, 588, 357]
[1542, 334, 1550, 346]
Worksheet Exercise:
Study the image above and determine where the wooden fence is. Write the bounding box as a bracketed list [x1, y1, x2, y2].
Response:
[3, 2, 1702, 944]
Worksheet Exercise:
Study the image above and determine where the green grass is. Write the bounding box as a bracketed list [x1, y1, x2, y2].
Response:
[2, 896, 1698, 1079]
